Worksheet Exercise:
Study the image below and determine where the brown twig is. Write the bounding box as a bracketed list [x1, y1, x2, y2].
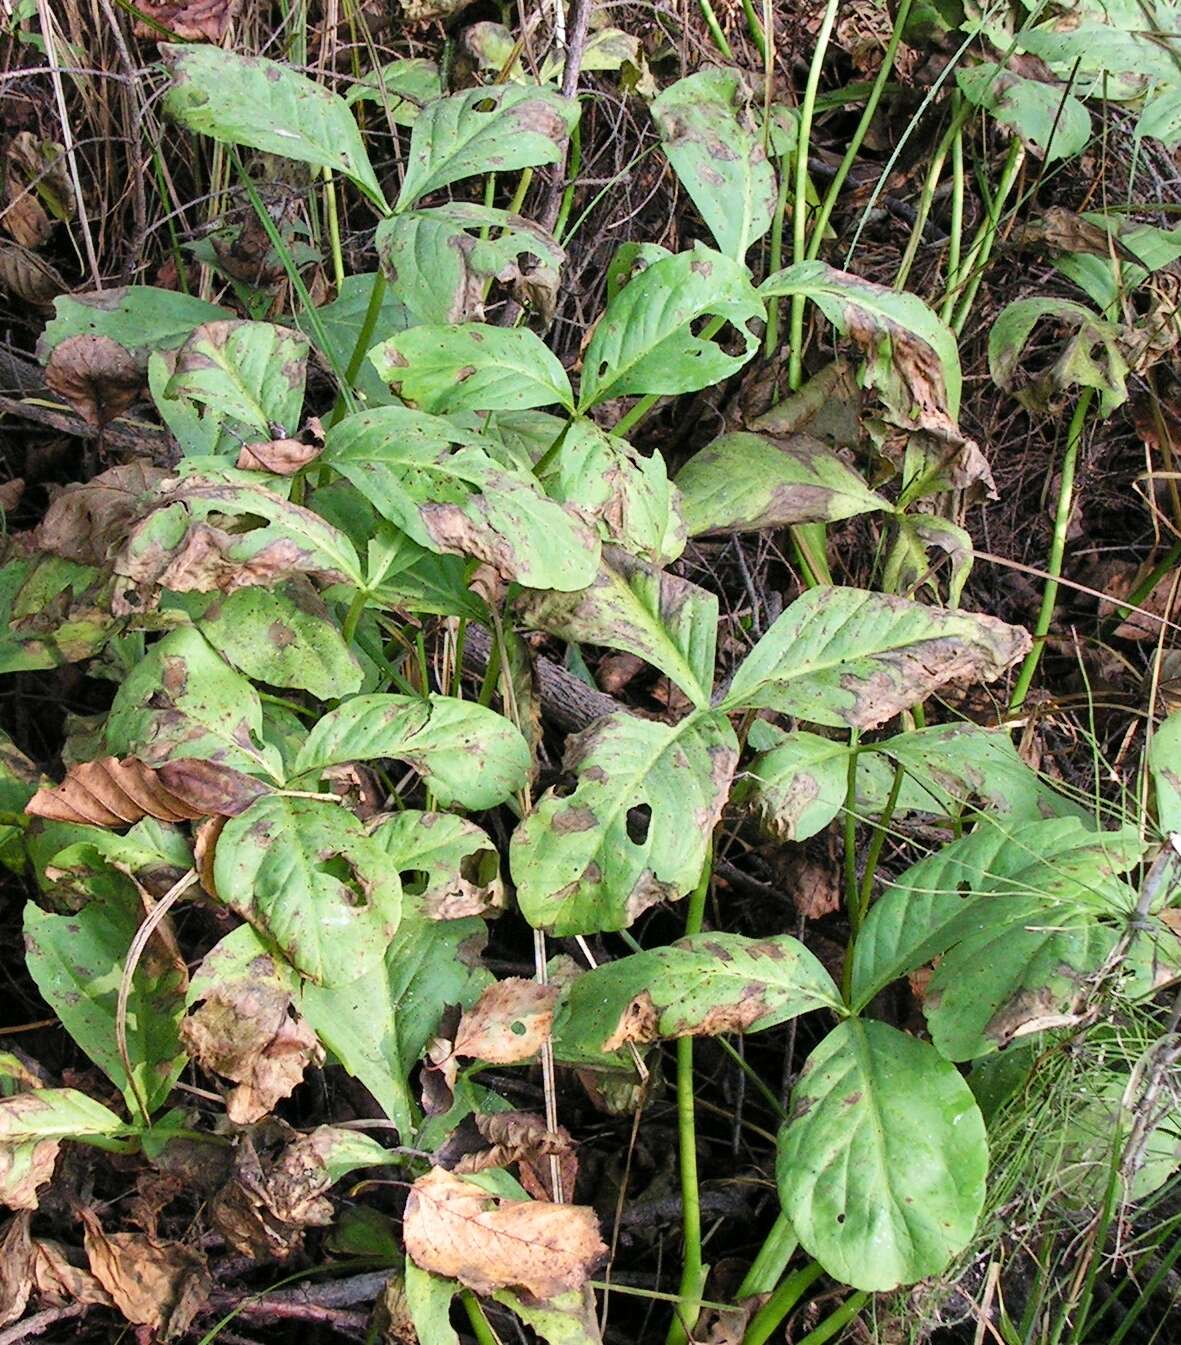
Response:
[0, 1304, 87, 1345]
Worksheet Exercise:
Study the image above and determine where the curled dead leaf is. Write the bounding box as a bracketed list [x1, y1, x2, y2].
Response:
[30, 1237, 114, 1309]
[133, 0, 240, 41]
[403, 1166, 606, 1300]
[81, 1209, 210, 1335]
[0, 1213, 32, 1327]
[454, 1111, 578, 1204]
[27, 757, 202, 828]
[453, 979, 559, 1064]
[45, 334, 144, 429]
[193, 815, 225, 900]
[33, 460, 166, 567]
[237, 421, 324, 475]
[0, 241, 65, 308]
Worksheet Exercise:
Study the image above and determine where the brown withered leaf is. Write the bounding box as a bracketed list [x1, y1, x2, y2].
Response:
[0, 478, 25, 513]
[81, 1209, 210, 1335]
[0, 1214, 32, 1327]
[194, 816, 224, 899]
[0, 241, 65, 308]
[210, 1129, 334, 1261]
[454, 1112, 578, 1204]
[1097, 560, 1181, 640]
[45, 334, 144, 429]
[31, 1238, 115, 1309]
[182, 950, 324, 1125]
[237, 419, 324, 475]
[452, 979, 559, 1064]
[157, 759, 272, 817]
[133, 0, 239, 41]
[27, 756, 204, 828]
[403, 1167, 606, 1301]
[34, 460, 166, 566]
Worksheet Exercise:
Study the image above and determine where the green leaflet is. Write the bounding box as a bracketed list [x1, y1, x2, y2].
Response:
[345, 58, 442, 119]
[214, 794, 402, 987]
[1151, 709, 1181, 835]
[578, 245, 763, 409]
[376, 204, 564, 326]
[989, 297, 1129, 415]
[552, 932, 842, 1066]
[405, 1261, 461, 1345]
[36, 286, 231, 366]
[651, 69, 776, 261]
[511, 710, 738, 935]
[735, 731, 865, 843]
[163, 320, 308, 440]
[322, 407, 599, 591]
[674, 431, 889, 536]
[24, 887, 187, 1116]
[161, 44, 387, 210]
[396, 83, 578, 210]
[777, 1019, 987, 1291]
[293, 693, 530, 811]
[717, 587, 1029, 728]
[957, 64, 1091, 162]
[515, 546, 716, 706]
[369, 323, 575, 415]
[104, 626, 284, 781]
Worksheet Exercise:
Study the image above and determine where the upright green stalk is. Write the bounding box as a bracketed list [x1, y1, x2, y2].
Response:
[697, 0, 734, 59]
[323, 167, 346, 292]
[764, 155, 792, 357]
[894, 99, 970, 291]
[741, 1262, 824, 1345]
[666, 847, 714, 1345]
[788, 0, 841, 391]
[948, 137, 1024, 336]
[733, 1213, 798, 1298]
[1008, 387, 1095, 712]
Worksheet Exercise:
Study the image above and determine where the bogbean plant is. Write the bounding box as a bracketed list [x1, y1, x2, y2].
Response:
[3, 35, 1181, 1342]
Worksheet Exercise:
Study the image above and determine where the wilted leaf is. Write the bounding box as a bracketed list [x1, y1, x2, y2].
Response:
[538, 419, 686, 565]
[511, 710, 738, 935]
[958, 64, 1090, 161]
[651, 69, 775, 260]
[989, 296, 1129, 415]
[30, 1237, 114, 1309]
[453, 979, 560, 1064]
[553, 933, 841, 1066]
[0, 1089, 126, 1211]
[457, 1113, 577, 1204]
[675, 431, 889, 536]
[45, 334, 143, 428]
[105, 627, 284, 780]
[718, 587, 1030, 728]
[82, 1209, 210, 1335]
[24, 886, 188, 1116]
[0, 1214, 32, 1326]
[293, 692, 529, 811]
[734, 731, 856, 843]
[162, 44, 387, 209]
[183, 924, 324, 1124]
[516, 546, 716, 705]
[0, 241, 64, 307]
[778, 1019, 987, 1291]
[403, 1167, 605, 1299]
[134, 0, 238, 41]
[193, 582, 363, 700]
[396, 84, 578, 210]
[323, 407, 599, 591]
[578, 245, 763, 409]
[371, 322, 575, 415]
[370, 810, 504, 919]
[34, 461, 166, 567]
[237, 430, 323, 476]
[377, 204, 565, 325]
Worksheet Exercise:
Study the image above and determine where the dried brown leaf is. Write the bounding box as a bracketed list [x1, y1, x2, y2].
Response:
[0, 1214, 32, 1327]
[157, 759, 272, 817]
[34, 460, 166, 566]
[453, 979, 559, 1064]
[45, 334, 144, 429]
[31, 1238, 114, 1309]
[403, 1167, 606, 1300]
[193, 816, 225, 900]
[0, 241, 65, 307]
[27, 756, 203, 828]
[0, 1133, 58, 1212]
[133, 0, 239, 41]
[459, 1111, 578, 1204]
[81, 1209, 211, 1335]
[0, 478, 25, 513]
[210, 1130, 334, 1262]
[237, 424, 323, 476]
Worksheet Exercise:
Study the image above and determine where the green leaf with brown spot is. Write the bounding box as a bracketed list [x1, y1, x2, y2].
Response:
[516, 546, 716, 706]
[395, 84, 578, 211]
[674, 431, 890, 536]
[718, 587, 1030, 728]
[578, 245, 763, 410]
[214, 795, 402, 987]
[777, 1019, 987, 1291]
[0, 1087, 127, 1210]
[1150, 709, 1181, 835]
[162, 44, 387, 209]
[322, 407, 598, 591]
[989, 297, 1129, 415]
[552, 932, 841, 1066]
[511, 710, 738, 935]
[105, 627, 284, 781]
[369, 811, 504, 920]
[369, 323, 575, 415]
[292, 693, 530, 810]
[37, 287, 231, 367]
[651, 69, 776, 261]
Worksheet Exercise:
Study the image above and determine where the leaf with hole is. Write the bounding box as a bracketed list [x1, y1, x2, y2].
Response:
[213, 794, 401, 987]
[161, 44, 387, 209]
[989, 296, 1129, 415]
[377, 204, 564, 326]
[651, 69, 776, 261]
[674, 431, 889, 536]
[515, 546, 716, 706]
[369, 323, 575, 415]
[322, 407, 598, 591]
[718, 587, 1030, 727]
[578, 245, 763, 409]
[396, 83, 578, 211]
[369, 811, 504, 920]
[777, 1019, 987, 1291]
[292, 693, 530, 810]
[511, 709, 738, 935]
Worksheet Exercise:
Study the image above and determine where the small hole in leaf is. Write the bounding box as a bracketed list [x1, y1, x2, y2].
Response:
[400, 869, 429, 897]
[460, 850, 498, 886]
[511, 1020, 527, 1036]
[836, 1213, 846, 1225]
[626, 804, 652, 845]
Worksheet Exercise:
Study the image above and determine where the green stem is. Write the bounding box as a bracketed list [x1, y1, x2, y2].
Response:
[741, 0, 767, 58]
[857, 761, 904, 927]
[461, 1291, 499, 1345]
[793, 1291, 870, 1345]
[666, 848, 714, 1345]
[323, 167, 346, 292]
[1098, 539, 1181, 641]
[764, 153, 792, 356]
[1008, 387, 1094, 712]
[741, 1262, 824, 1345]
[940, 118, 965, 320]
[341, 588, 368, 646]
[697, 0, 734, 58]
[949, 138, 1024, 337]
[895, 101, 969, 291]
[554, 120, 581, 242]
[344, 270, 388, 388]
[734, 1212, 798, 1298]
[806, 0, 915, 262]
[788, 0, 841, 391]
